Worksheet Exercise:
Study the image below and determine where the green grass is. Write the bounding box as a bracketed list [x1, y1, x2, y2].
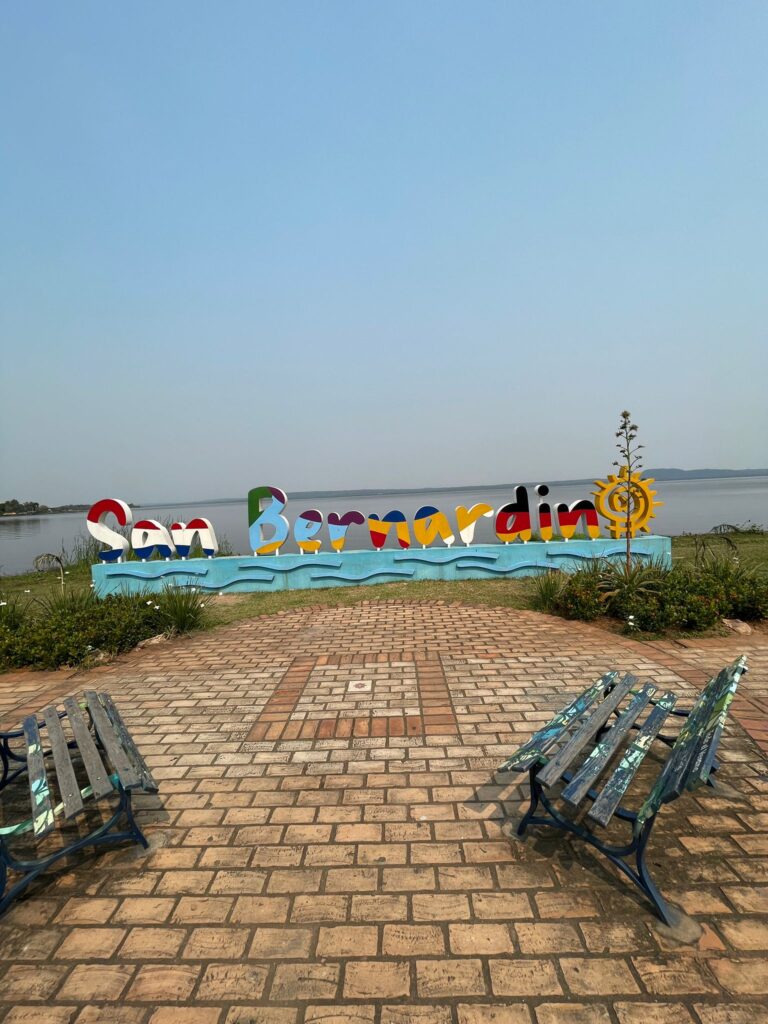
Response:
[672, 530, 768, 569]
[2, 532, 765, 636]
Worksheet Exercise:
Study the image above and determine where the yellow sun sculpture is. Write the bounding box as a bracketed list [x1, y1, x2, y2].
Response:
[593, 467, 663, 539]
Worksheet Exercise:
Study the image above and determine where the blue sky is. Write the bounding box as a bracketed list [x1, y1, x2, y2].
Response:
[1, 2, 766, 504]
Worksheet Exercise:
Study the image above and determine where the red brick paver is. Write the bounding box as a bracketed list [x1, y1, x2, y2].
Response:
[0, 601, 766, 1024]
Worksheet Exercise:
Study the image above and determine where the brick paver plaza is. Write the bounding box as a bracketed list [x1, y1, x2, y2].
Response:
[0, 600, 766, 1024]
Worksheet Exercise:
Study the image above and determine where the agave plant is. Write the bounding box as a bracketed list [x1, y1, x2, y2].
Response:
[596, 558, 668, 605]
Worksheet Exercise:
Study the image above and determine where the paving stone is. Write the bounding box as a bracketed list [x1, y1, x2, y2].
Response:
[718, 918, 768, 950]
[57, 964, 134, 1001]
[305, 1009, 376, 1024]
[449, 923, 514, 954]
[127, 964, 200, 1001]
[271, 963, 340, 1000]
[489, 958, 562, 996]
[55, 928, 126, 960]
[293, 895, 350, 922]
[561, 957, 640, 995]
[53, 898, 118, 925]
[707, 957, 768, 995]
[536, 1006, 612, 1024]
[517, 922, 583, 953]
[458, 1008, 531, 1024]
[344, 960, 411, 998]
[148, 1011, 221, 1024]
[75, 1009, 146, 1024]
[317, 926, 379, 957]
[383, 1009, 452, 1024]
[412, 893, 471, 920]
[693, 1005, 768, 1024]
[171, 896, 234, 923]
[223, 1011, 297, 1024]
[249, 926, 313, 958]
[472, 892, 533, 919]
[614, 1004, 696, 1024]
[113, 897, 176, 924]
[3, 1010, 77, 1024]
[0, 964, 68, 1001]
[416, 958, 486, 997]
[197, 963, 270, 999]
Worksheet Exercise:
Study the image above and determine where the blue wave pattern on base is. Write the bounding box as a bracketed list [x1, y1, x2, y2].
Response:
[103, 567, 210, 580]
[311, 569, 415, 584]
[456, 562, 552, 575]
[181, 576, 277, 591]
[545, 548, 652, 562]
[393, 552, 498, 565]
[237, 558, 342, 574]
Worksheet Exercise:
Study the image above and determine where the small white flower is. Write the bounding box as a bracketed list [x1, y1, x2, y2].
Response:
[154, 604, 160, 610]
[146, 600, 152, 605]
[200, 603, 206, 608]
[218, 592, 224, 596]
[0, 601, 7, 607]
[65, 571, 70, 575]
[24, 589, 30, 593]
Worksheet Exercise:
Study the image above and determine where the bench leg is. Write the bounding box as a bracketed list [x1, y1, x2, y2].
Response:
[0, 785, 148, 918]
[515, 780, 676, 926]
[0, 735, 31, 792]
[517, 765, 542, 837]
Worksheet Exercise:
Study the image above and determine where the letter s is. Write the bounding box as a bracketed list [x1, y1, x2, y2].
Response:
[86, 499, 133, 563]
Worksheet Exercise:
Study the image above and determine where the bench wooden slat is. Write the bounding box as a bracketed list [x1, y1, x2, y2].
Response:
[83, 692, 140, 790]
[536, 674, 637, 789]
[62, 697, 114, 800]
[22, 717, 55, 838]
[97, 693, 158, 793]
[41, 707, 83, 819]
[664, 663, 741, 800]
[588, 691, 677, 827]
[561, 683, 656, 806]
[497, 671, 618, 773]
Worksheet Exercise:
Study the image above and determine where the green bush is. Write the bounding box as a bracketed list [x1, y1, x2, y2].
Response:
[554, 566, 603, 621]
[530, 571, 564, 613]
[158, 586, 207, 634]
[0, 593, 30, 631]
[544, 555, 767, 634]
[0, 589, 204, 671]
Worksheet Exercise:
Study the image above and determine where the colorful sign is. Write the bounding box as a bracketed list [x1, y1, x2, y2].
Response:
[85, 474, 662, 564]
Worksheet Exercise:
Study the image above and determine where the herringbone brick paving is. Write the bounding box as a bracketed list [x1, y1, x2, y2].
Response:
[0, 601, 766, 1024]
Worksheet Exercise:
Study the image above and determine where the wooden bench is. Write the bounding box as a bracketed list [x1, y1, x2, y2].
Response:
[497, 656, 748, 924]
[0, 691, 158, 916]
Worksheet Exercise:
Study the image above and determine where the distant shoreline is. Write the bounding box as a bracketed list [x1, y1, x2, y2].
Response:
[3, 467, 767, 516]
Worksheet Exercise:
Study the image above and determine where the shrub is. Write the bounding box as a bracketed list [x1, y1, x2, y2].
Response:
[0, 591, 167, 671]
[539, 555, 767, 635]
[530, 571, 564, 613]
[157, 586, 207, 635]
[554, 566, 603, 621]
[0, 593, 30, 632]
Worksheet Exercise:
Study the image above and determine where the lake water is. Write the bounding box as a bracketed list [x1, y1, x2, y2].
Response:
[1, 475, 766, 576]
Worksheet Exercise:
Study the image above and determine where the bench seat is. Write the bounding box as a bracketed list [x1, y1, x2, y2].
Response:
[0, 691, 157, 916]
[498, 656, 748, 923]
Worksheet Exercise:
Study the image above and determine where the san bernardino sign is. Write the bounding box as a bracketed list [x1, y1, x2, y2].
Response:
[87, 471, 668, 596]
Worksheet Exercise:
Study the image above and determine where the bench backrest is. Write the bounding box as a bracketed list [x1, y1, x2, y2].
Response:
[635, 656, 746, 830]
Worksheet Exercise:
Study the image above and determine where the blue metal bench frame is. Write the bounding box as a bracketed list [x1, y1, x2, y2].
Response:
[498, 656, 747, 924]
[0, 691, 158, 916]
